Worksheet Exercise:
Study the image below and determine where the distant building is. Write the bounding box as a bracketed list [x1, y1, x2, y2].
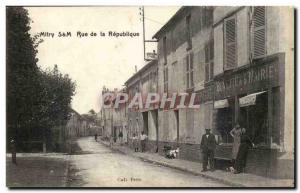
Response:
[64, 109, 94, 139]
[100, 87, 127, 143]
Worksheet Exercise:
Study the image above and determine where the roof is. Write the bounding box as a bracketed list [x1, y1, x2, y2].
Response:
[152, 6, 187, 39]
[70, 108, 81, 117]
[124, 59, 158, 86]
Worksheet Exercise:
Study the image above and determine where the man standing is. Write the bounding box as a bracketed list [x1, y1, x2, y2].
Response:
[140, 131, 148, 152]
[94, 133, 98, 142]
[118, 130, 123, 145]
[200, 128, 217, 172]
[10, 139, 17, 164]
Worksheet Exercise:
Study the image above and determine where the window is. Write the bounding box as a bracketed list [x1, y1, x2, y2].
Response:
[205, 39, 214, 81]
[252, 6, 266, 59]
[224, 15, 237, 70]
[163, 36, 167, 65]
[186, 53, 194, 89]
[202, 7, 207, 28]
[239, 92, 268, 146]
[202, 7, 213, 28]
[186, 14, 192, 50]
[163, 66, 168, 92]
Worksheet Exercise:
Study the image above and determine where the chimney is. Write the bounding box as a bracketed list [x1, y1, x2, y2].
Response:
[135, 65, 137, 73]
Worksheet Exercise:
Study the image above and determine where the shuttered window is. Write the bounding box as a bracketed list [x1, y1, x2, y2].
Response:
[205, 38, 214, 82]
[163, 36, 167, 65]
[186, 53, 194, 89]
[186, 15, 192, 50]
[163, 66, 168, 92]
[224, 16, 237, 70]
[201, 7, 207, 28]
[252, 6, 266, 58]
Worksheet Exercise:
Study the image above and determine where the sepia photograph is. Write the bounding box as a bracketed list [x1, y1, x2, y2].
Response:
[5, 5, 295, 188]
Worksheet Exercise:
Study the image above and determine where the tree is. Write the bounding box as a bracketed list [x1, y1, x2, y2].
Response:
[38, 65, 76, 129]
[6, 7, 41, 149]
[7, 7, 76, 152]
[88, 109, 96, 115]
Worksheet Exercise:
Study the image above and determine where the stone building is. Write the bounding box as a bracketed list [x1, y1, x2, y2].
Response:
[152, 6, 294, 178]
[211, 6, 294, 178]
[99, 6, 294, 179]
[100, 87, 128, 143]
[152, 6, 215, 161]
[125, 59, 158, 151]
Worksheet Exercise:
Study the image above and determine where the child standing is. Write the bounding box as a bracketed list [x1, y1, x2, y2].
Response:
[132, 133, 138, 152]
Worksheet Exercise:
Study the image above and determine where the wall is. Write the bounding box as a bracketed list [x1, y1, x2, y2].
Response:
[148, 110, 158, 141]
[213, 6, 294, 154]
[156, 7, 214, 158]
[277, 7, 294, 155]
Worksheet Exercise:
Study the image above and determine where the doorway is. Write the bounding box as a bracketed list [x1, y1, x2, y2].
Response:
[142, 112, 148, 135]
[174, 110, 179, 145]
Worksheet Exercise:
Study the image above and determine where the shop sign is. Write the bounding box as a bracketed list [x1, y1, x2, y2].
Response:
[215, 62, 279, 99]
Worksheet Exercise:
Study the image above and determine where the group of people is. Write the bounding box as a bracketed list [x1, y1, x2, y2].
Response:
[131, 131, 148, 152]
[200, 124, 254, 174]
[108, 130, 125, 146]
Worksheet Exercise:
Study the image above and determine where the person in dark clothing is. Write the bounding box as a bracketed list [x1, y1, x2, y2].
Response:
[200, 128, 217, 172]
[94, 133, 98, 142]
[118, 131, 123, 145]
[10, 139, 17, 164]
[234, 128, 255, 174]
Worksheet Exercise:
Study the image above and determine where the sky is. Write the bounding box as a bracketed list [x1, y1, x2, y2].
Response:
[27, 6, 179, 114]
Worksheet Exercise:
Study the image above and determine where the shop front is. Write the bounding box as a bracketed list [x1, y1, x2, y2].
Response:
[212, 53, 285, 178]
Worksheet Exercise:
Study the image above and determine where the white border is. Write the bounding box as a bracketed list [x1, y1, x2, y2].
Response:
[1, 1, 298, 192]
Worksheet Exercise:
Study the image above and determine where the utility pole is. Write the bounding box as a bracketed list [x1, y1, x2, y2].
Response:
[139, 6, 158, 61]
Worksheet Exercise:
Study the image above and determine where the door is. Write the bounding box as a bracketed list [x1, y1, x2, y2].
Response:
[174, 110, 179, 145]
[142, 112, 148, 135]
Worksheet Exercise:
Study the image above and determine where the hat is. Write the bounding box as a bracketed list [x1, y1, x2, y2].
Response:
[205, 128, 211, 131]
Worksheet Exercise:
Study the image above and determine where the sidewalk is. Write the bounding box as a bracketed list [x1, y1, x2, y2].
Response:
[6, 153, 69, 187]
[100, 140, 294, 188]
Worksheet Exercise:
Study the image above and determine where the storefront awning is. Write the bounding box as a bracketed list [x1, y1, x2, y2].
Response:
[214, 99, 229, 109]
[239, 91, 267, 107]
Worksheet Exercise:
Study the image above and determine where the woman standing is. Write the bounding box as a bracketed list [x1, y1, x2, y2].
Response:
[230, 124, 242, 164]
[234, 128, 255, 174]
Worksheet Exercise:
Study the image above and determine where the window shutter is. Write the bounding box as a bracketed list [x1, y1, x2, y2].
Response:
[224, 16, 236, 70]
[190, 53, 194, 70]
[210, 39, 214, 80]
[163, 36, 167, 64]
[205, 45, 209, 82]
[166, 67, 168, 83]
[186, 56, 189, 88]
[253, 6, 266, 58]
[202, 7, 206, 28]
[186, 55, 189, 71]
[190, 53, 194, 87]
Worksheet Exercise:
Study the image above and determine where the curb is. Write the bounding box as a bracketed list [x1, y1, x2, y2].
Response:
[99, 140, 243, 187]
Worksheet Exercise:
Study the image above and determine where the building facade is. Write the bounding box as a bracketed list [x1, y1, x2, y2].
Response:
[99, 6, 294, 179]
[211, 6, 294, 178]
[152, 6, 294, 178]
[153, 6, 215, 161]
[125, 60, 158, 151]
[100, 87, 128, 143]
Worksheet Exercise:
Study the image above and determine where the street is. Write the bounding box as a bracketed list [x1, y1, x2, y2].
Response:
[67, 137, 228, 187]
